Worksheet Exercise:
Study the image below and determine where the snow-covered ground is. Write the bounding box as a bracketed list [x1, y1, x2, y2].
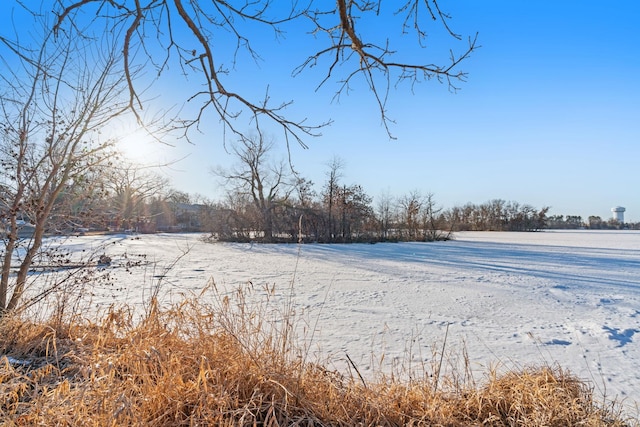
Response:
[24, 230, 640, 407]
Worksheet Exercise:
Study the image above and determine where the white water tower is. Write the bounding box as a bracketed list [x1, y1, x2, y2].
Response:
[611, 206, 626, 223]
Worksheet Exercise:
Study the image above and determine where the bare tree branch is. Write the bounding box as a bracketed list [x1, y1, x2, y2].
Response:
[50, 0, 477, 145]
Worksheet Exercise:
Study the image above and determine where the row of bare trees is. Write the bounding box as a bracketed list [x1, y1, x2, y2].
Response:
[547, 215, 637, 230]
[208, 136, 450, 243]
[204, 192, 552, 242]
[207, 134, 555, 242]
[443, 200, 549, 232]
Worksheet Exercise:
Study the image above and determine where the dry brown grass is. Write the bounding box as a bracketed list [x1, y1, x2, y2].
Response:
[0, 284, 636, 426]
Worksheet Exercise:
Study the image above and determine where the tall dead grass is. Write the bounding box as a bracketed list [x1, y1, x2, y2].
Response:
[0, 282, 636, 426]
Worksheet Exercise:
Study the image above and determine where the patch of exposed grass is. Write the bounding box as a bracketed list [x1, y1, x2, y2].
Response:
[0, 285, 636, 426]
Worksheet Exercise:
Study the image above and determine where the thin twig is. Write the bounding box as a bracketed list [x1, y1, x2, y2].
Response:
[434, 322, 450, 393]
[346, 352, 367, 389]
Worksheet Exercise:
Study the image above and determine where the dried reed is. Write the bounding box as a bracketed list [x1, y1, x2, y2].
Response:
[0, 283, 636, 426]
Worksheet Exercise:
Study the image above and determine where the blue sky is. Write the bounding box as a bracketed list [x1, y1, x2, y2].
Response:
[2, 2, 639, 222]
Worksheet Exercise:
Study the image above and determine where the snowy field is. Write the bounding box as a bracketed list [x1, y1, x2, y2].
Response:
[27, 230, 640, 407]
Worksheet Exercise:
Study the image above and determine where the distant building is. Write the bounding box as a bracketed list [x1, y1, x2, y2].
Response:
[611, 206, 626, 223]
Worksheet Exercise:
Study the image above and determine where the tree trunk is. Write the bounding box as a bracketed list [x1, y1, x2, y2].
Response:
[6, 212, 47, 312]
[262, 207, 273, 241]
[0, 231, 17, 313]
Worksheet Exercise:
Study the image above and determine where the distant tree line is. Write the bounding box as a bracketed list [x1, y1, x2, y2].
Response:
[5, 131, 637, 247]
[443, 200, 549, 232]
[204, 136, 450, 243]
[201, 134, 554, 242]
[202, 135, 639, 239]
[546, 215, 639, 230]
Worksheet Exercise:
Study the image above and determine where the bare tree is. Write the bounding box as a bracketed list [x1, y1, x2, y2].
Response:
[335, 184, 374, 241]
[375, 190, 396, 241]
[399, 190, 423, 240]
[322, 156, 345, 241]
[294, 176, 317, 210]
[102, 162, 171, 231]
[0, 16, 142, 314]
[50, 0, 478, 146]
[420, 192, 450, 241]
[214, 134, 294, 241]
